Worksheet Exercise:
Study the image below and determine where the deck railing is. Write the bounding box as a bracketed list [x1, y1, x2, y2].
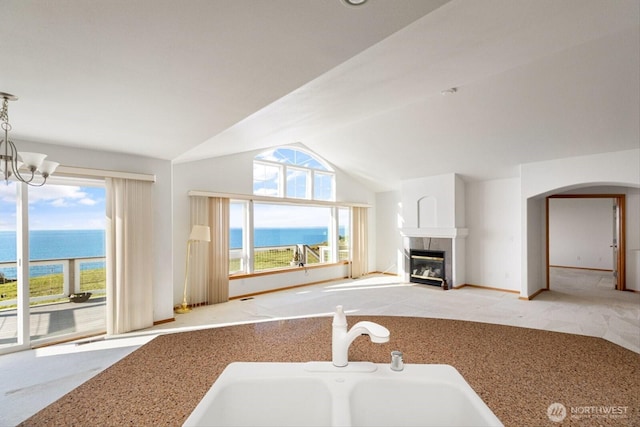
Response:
[229, 244, 336, 274]
[0, 257, 106, 308]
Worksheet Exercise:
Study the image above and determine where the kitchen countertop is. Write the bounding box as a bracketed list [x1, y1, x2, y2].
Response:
[21, 316, 640, 426]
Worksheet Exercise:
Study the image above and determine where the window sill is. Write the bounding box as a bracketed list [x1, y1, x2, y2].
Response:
[229, 261, 349, 280]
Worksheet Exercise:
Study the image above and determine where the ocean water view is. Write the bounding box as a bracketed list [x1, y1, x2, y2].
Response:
[0, 230, 106, 279]
[0, 230, 106, 262]
[0, 227, 343, 278]
[235, 227, 340, 249]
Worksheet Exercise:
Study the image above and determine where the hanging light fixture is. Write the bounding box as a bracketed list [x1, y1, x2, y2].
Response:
[342, 0, 368, 6]
[1, 92, 58, 186]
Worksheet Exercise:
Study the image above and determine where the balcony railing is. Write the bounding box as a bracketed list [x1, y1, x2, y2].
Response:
[0, 257, 105, 308]
[230, 244, 336, 275]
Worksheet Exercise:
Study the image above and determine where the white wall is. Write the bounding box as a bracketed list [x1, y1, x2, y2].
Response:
[377, 159, 639, 297]
[521, 149, 640, 200]
[465, 177, 521, 291]
[626, 188, 640, 291]
[15, 139, 175, 323]
[172, 145, 376, 304]
[525, 197, 547, 297]
[520, 149, 640, 297]
[374, 191, 403, 274]
[549, 198, 613, 270]
[229, 264, 350, 298]
[400, 173, 463, 229]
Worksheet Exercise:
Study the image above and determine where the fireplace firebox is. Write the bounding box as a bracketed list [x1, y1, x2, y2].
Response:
[410, 249, 445, 286]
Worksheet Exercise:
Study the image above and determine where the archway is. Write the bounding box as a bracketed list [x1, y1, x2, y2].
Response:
[523, 182, 638, 300]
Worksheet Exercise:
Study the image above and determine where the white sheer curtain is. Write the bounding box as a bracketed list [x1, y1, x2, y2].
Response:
[188, 196, 210, 305]
[350, 206, 369, 278]
[208, 197, 229, 303]
[105, 178, 154, 334]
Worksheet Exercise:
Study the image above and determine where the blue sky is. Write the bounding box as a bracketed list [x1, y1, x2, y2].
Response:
[230, 202, 349, 229]
[0, 177, 346, 231]
[0, 182, 105, 230]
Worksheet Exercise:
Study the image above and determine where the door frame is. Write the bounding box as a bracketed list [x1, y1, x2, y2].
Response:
[0, 178, 107, 355]
[546, 194, 626, 291]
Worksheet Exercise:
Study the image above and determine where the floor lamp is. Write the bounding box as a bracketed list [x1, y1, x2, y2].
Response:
[175, 224, 211, 314]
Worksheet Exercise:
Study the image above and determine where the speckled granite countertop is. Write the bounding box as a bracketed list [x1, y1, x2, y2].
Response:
[22, 316, 640, 426]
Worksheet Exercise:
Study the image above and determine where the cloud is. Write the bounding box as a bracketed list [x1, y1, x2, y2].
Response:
[29, 185, 83, 202]
[79, 198, 98, 206]
[51, 198, 68, 207]
[29, 185, 99, 208]
[0, 184, 105, 231]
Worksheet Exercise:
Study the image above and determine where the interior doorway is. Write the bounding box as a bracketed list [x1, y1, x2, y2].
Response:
[546, 194, 626, 291]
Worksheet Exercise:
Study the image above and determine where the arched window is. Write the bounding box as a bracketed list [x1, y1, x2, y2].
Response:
[230, 147, 346, 275]
[253, 147, 335, 201]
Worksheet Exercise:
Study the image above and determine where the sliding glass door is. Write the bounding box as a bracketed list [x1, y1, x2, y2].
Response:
[0, 181, 19, 349]
[0, 178, 106, 354]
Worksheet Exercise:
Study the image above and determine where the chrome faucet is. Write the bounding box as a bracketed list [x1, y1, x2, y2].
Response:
[332, 305, 390, 367]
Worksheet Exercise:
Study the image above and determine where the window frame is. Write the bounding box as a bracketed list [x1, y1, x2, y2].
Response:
[253, 161, 284, 197]
[254, 147, 335, 201]
[229, 198, 351, 275]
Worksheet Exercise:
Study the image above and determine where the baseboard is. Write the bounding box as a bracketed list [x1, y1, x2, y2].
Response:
[230, 276, 349, 300]
[379, 271, 400, 277]
[32, 331, 106, 349]
[519, 288, 548, 301]
[550, 265, 613, 273]
[455, 283, 520, 294]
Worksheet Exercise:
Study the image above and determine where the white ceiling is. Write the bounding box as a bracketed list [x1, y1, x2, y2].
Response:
[2, 0, 639, 191]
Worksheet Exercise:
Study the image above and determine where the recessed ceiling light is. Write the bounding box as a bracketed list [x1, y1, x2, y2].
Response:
[342, 0, 368, 6]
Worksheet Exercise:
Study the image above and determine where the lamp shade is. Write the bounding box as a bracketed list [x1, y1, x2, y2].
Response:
[17, 152, 47, 170]
[189, 225, 211, 242]
[39, 160, 59, 176]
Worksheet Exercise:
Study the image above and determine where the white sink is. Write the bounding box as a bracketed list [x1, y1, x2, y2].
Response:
[193, 376, 332, 427]
[183, 362, 503, 427]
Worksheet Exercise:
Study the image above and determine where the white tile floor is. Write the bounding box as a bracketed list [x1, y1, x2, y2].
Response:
[1, 268, 638, 426]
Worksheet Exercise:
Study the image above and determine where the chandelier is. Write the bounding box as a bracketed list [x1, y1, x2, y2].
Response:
[1, 92, 58, 186]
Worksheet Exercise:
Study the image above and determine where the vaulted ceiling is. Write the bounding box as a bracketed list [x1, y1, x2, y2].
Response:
[2, 0, 638, 191]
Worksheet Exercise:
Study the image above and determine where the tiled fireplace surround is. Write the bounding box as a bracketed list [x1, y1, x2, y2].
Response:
[400, 173, 468, 287]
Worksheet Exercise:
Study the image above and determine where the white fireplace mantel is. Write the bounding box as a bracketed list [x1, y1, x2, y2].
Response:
[401, 227, 469, 239]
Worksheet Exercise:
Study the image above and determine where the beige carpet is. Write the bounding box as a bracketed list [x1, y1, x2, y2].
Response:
[21, 316, 639, 426]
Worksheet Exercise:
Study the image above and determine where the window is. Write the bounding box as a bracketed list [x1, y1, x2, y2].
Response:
[227, 147, 346, 275]
[253, 162, 281, 197]
[314, 171, 334, 202]
[229, 200, 248, 274]
[286, 167, 309, 199]
[254, 147, 335, 201]
[338, 208, 351, 261]
[0, 181, 18, 347]
[230, 201, 347, 274]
